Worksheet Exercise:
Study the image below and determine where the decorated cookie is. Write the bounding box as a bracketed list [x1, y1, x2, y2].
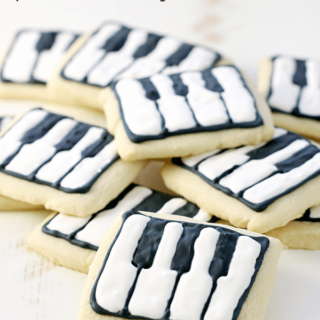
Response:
[258, 55, 320, 140]
[103, 64, 274, 161]
[0, 29, 79, 101]
[79, 209, 282, 320]
[160, 127, 320, 233]
[0, 108, 146, 217]
[47, 21, 226, 109]
[27, 183, 218, 273]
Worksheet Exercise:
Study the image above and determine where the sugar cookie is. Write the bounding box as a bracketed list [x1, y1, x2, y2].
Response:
[79, 210, 282, 320]
[161, 128, 320, 233]
[0, 108, 146, 216]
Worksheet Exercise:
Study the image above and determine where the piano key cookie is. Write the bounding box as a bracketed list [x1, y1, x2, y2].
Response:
[258, 55, 320, 140]
[0, 108, 146, 217]
[0, 29, 79, 101]
[103, 64, 274, 161]
[161, 127, 320, 233]
[27, 183, 217, 273]
[0, 103, 102, 212]
[79, 209, 282, 320]
[47, 21, 226, 110]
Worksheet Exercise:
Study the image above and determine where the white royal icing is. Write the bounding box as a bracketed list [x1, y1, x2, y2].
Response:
[310, 205, 320, 219]
[117, 37, 182, 80]
[0, 109, 48, 165]
[268, 56, 301, 113]
[2, 31, 40, 83]
[33, 32, 76, 83]
[59, 140, 118, 190]
[63, 23, 121, 81]
[299, 59, 320, 116]
[128, 222, 183, 319]
[162, 46, 217, 75]
[181, 128, 286, 176]
[192, 209, 213, 222]
[155, 198, 187, 215]
[116, 79, 162, 136]
[212, 66, 256, 123]
[96, 214, 150, 312]
[5, 118, 77, 176]
[272, 127, 288, 139]
[198, 145, 262, 181]
[181, 150, 221, 167]
[87, 29, 148, 87]
[219, 139, 309, 193]
[75, 186, 152, 247]
[243, 152, 320, 204]
[35, 127, 105, 184]
[181, 72, 229, 126]
[170, 228, 220, 320]
[150, 74, 196, 132]
[204, 236, 261, 320]
[46, 213, 92, 235]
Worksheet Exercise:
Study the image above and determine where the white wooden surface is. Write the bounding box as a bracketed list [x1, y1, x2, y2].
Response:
[1, 1, 320, 319]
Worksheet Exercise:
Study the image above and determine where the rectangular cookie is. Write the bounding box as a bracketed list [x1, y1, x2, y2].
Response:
[160, 127, 320, 233]
[0, 108, 146, 217]
[47, 21, 226, 110]
[0, 29, 79, 101]
[258, 56, 320, 140]
[79, 209, 282, 320]
[103, 64, 273, 161]
[27, 183, 217, 273]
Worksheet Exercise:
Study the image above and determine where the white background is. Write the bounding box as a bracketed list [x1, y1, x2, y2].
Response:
[1, 0, 320, 319]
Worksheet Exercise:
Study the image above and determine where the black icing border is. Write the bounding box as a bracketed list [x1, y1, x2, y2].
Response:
[172, 131, 320, 212]
[60, 21, 222, 88]
[0, 29, 79, 85]
[267, 55, 320, 121]
[0, 108, 119, 194]
[296, 209, 320, 223]
[90, 209, 269, 320]
[113, 65, 263, 143]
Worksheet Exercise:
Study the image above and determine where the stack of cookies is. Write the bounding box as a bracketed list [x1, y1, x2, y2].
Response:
[1, 21, 319, 320]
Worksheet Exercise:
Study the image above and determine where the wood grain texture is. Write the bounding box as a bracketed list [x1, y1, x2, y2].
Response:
[0, 210, 87, 320]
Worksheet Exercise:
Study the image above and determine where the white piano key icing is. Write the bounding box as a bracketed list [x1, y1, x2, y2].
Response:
[204, 236, 261, 320]
[150, 74, 196, 132]
[46, 214, 92, 235]
[170, 228, 220, 320]
[268, 56, 300, 113]
[212, 66, 256, 123]
[0, 109, 48, 165]
[75, 186, 152, 247]
[59, 140, 118, 190]
[2, 31, 40, 83]
[36, 127, 105, 183]
[5, 118, 77, 176]
[95, 214, 150, 312]
[181, 72, 228, 126]
[128, 222, 183, 319]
